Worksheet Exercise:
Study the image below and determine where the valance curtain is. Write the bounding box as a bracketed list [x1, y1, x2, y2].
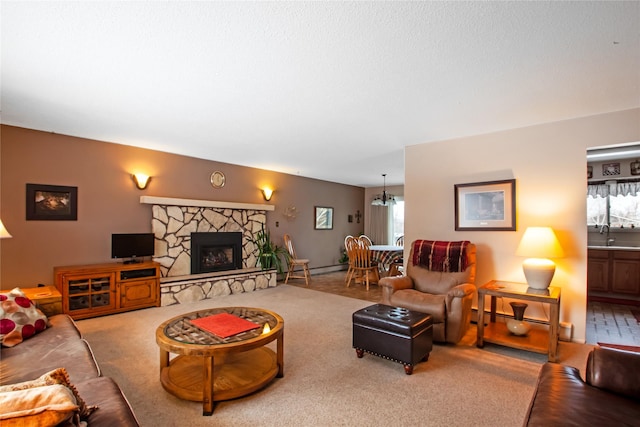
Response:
[587, 182, 640, 197]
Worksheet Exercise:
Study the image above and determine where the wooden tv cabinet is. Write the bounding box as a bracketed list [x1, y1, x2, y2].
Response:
[54, 261, 160, 320]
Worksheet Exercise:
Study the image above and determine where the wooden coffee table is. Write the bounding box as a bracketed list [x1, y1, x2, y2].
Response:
[155, 307, 284, 415]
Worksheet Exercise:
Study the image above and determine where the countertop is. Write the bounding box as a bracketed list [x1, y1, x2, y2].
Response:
[588, 245, 640, 251]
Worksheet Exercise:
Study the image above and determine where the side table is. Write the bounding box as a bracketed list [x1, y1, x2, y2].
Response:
[21, 286, 63, 317]
[476, 280, 561, 362]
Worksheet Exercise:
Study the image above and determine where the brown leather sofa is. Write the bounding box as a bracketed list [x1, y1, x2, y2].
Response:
[379, 241, 476, 344]
[524, 346, 640, 426]
[1, 314, 139, 426]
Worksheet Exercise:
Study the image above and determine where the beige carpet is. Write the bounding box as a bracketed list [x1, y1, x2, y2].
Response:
[76, 284, 593, 427]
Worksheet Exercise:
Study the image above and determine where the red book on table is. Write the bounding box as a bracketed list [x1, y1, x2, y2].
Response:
[189, 313, 261, 338]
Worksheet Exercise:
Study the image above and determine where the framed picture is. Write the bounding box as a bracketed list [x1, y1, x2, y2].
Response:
[454, 179, 515, 231]
[26, 184, 78, 220]
[602, 162, 620, 176]
[314, 206, 333, 230]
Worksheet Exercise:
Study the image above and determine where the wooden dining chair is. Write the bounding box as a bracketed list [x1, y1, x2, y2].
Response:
[358, 235, 373, 246]
[283, 234, 311, 285]
[344, 235, 358, 284]
[346, 240, 379, 290]
[388, 235, 405, 276]
[358, 234, 380, 272]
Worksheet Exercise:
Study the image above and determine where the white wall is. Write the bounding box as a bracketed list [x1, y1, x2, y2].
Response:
[404, 108, 640, 343]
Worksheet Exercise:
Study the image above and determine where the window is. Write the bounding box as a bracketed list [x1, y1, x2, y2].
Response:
[587, 181, 640, 228]
[391, 198, 404, 244]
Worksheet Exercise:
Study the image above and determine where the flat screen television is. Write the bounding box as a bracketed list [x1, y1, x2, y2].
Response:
[111, 233, 154, 263]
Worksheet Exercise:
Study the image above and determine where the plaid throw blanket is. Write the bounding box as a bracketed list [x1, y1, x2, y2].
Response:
[411, 240, 470, 272]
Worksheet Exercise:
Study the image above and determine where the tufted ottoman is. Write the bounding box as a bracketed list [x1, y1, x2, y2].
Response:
[352, 304, 433, 374]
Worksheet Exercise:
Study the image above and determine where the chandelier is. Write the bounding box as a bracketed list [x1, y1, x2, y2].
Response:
[371, 174, 396, 206]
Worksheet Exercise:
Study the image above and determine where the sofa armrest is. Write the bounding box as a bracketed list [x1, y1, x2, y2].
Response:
[445, 282, 475, 309]
[447, 282, 475, 299]
[378, 275, 413, 292]
[586, 346, 640, 400]
[378, 276, 414, 305]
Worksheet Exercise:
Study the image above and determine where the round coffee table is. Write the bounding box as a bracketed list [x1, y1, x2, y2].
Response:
[155, 307, 284, 415]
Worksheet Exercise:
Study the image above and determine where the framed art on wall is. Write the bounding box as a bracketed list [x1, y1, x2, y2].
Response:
[26, 184, 78, 220]
[454, 179, 515, 231]
[314, 206, 333, 230]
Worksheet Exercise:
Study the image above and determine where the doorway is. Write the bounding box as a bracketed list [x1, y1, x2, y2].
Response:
[586, 143, 640, 347]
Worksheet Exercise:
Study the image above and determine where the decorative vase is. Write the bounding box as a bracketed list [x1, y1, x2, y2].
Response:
[506, 302, 531, 336]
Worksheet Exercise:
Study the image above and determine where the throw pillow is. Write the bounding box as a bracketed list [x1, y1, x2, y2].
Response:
[0, 287, 49, 347]
[0, 384, 79, 427]
[0, 367, 98, 421]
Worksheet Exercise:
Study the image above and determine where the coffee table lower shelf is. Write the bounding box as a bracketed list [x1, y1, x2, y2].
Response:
[160, 347, 278, 405]
[481, 322, 549, 355]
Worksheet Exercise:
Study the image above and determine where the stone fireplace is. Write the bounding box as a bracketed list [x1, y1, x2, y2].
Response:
[140, 196, 277, 306]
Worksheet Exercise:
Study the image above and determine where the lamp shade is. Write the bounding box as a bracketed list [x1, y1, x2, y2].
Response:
[0, 219, 12, 238]
[132, 173, 151, 190]
[516, 227, 564, 258]
[516, 227, 563, 290]
[261, 188, 274, 201]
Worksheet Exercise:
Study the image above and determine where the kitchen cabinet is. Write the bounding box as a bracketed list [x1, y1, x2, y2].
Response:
[587, 249, 609, 292]
[588, 249, 640, 302]
[611, 251, 640, 294]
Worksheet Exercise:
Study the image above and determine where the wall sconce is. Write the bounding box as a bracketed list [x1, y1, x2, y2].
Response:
[132, 173, 151, 190]
[261, 188, 274, 201]
[515, 227, 564, 289]
[0, 219, 12, 239]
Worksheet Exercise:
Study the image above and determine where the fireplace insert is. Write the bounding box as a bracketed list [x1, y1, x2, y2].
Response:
[191, 232, 243, 274]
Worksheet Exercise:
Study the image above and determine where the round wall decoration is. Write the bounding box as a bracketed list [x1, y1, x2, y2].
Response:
[210, 171, 226, 188]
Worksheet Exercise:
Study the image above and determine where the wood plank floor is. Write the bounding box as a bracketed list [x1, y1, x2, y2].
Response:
[281, 270, 381, 303]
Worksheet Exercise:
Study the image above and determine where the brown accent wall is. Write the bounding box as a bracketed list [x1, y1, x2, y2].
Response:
[0, 125, 364, 288]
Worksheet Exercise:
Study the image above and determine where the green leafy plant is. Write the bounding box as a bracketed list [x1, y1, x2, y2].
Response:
[338, 248, 349, 264]
[251, 224, 289, 274]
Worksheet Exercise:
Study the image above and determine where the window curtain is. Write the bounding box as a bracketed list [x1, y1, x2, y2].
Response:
[588, 182, 640, 197]
[369, 205, 389, 245]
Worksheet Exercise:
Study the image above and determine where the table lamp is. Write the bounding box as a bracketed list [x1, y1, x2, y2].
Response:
[515, 227, 564, 289]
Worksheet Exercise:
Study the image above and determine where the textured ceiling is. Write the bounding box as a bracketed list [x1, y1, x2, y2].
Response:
[2, 1, 639, 187]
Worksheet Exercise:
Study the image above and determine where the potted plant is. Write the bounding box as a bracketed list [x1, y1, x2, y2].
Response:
[338, 247, 349, 264]
[251, 224, 289, 274]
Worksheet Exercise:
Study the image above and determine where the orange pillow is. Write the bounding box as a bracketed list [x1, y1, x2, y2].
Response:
[0, 367, 98, 420]
[0, 384, 79, 426]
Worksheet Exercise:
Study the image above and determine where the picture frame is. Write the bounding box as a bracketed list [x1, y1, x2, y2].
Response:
[602, 162, 620, 176]
[26, 184, 78, 221]
[454, 179, 515, 231]
[314, 206, 333, 230]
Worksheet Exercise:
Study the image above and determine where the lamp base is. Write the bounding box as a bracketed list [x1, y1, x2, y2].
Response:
[522, 258, 556, 290]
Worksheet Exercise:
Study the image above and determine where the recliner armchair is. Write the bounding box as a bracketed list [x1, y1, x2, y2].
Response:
[379, 240, 476, 344]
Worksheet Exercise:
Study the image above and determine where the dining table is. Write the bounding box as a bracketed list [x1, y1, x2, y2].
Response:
[369, 245, 404, 276]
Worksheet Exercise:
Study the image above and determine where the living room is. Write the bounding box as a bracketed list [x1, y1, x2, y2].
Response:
[2, 2, 640, 425]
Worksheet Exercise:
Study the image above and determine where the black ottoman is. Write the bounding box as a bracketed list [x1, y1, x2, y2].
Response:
[353, 304, 433, 374]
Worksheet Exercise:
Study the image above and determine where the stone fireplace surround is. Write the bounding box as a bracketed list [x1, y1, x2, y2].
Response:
[141, 196, 276, 306]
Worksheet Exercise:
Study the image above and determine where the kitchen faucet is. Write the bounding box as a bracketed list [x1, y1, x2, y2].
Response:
[599, 224, 616, 246]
